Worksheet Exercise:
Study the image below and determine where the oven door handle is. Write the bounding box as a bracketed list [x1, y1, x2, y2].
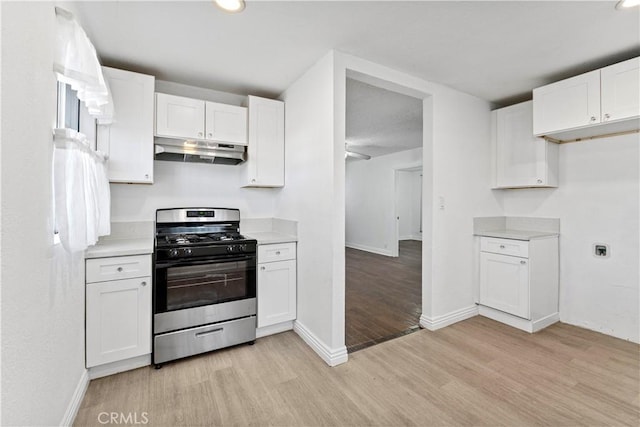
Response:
[155, 255, 255, 269]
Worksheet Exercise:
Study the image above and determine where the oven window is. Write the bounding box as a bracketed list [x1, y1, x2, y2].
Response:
[165, 260, 252, 311]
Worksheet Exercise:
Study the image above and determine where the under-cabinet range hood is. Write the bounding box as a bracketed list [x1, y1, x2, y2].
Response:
[154, 138, 246, 165]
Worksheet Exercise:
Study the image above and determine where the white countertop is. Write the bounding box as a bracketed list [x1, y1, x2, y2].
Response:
[474, 229, 559, 240]
[245, 231, 297, 245]
[85, 237, 154, 259]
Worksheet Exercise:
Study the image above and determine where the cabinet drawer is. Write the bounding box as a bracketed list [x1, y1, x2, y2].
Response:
[86, 254, 152, 283]
[258, 242, 296, 263]
[480, 237, 529, 258]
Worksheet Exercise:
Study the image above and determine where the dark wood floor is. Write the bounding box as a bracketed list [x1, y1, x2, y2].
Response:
[345, 240, 422, 352]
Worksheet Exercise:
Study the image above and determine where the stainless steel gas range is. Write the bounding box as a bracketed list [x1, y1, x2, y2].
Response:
[152, 208, 257, 367]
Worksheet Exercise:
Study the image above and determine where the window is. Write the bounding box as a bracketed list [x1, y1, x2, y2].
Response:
[56, 81, 81, 131]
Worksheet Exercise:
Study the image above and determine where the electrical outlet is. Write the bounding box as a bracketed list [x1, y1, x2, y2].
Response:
[593, 243, 610, 258]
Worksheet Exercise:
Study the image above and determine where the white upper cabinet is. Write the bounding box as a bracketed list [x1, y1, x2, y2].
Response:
[492, 101, 558, 189]
[98, 67, 155, 184]
[205, 101, 247, 144]
[155, 93, 204, 139]
[155, 93, 248, 145]
[533, 57, 639, 141]
[601, 57, 640, 122]
[533, 70, 601, 136]
[243, 96, 285, 187]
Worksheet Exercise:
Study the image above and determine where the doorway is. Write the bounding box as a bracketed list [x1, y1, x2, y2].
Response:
[344, 76, 424, 353]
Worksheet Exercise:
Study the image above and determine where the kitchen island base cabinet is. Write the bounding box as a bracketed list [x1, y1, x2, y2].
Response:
[85, 255, 152, 370]
[256, 242, 297, 336]
[478, 236, 559, 333]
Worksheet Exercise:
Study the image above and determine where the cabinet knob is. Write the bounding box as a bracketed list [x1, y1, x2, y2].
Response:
[589, 116, 597, 123]
[499, 245, 505, 249]
[251, 179, 256, 183]
[198, 132, 203, 137]
[275, 251, 281, 255]
[537, 179, 542, 184]
[520, 260, 526, 265]
[144, 174, 149, 179]
[208, 133, 213, 138]
[117, 267, 123, 272]
[603, 113, 610, 121]
[260, 266, 266, 271]
[141, 281, 147, 286]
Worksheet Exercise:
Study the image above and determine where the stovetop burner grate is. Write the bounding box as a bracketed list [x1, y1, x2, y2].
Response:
[158, 232, 250, 247]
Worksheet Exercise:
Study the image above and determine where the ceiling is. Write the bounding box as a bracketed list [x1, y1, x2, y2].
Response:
[70, 1, 639, 106]
[69, 1, 639, 159]
[346, 78, 422, 158]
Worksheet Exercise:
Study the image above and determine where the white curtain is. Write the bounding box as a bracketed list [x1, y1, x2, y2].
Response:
[54, 7, 113, 124]
[54, 129, 111, 253]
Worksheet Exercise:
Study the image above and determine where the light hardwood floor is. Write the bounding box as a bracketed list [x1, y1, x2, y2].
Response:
[75, 316, 639, 426]
[346, 240, 422, 352]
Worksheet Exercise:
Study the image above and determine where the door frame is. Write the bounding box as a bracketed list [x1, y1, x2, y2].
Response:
[393, 164, 423, 257]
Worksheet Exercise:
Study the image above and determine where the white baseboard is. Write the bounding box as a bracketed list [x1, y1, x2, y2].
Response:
[478, 305, 559, 333]
[532, 312, 561, 332]
[345, 242, 393, 257]
[420, 305, 478, 331]
[88, 354, 151, 380]
[256, 321, 294, 338]
[293, 321, 348, 367]
[60, 369, 89, 427]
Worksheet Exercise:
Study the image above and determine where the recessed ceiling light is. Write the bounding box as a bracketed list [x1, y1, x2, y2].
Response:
[215, 0, 246, 13]
[616, 0, 640, 9]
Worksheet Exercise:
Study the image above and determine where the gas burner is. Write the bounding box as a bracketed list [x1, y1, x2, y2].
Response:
[160, 232, 248, 247]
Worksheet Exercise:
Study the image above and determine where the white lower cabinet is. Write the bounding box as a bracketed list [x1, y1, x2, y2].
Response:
[257, 242, 297, 334]
[86, 255, 152, 369]
[478, 236, 559, 333]
[480, 252, 530, 319]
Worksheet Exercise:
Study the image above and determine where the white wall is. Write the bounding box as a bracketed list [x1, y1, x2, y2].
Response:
[345, 148, 422, 255]
[110, 161, 278, 222]
[1, 2, 87, 424]
[501, 135, 639, 343]
[274, 52, 347, 363]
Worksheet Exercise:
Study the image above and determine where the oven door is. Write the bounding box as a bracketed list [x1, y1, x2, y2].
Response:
[154, 254, 256, 315]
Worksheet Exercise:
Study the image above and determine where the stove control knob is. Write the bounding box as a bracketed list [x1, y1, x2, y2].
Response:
[168, 249, 179, 258]
[226, 246, 234, 253]
[240, 244, 247, 252]
[184, 248, 193, 256]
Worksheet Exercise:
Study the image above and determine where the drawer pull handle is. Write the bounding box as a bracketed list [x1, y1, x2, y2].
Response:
[499, 245, 505, 249]
[196, 328, 223, 338]
[520, 260, 526, 265]
[141, 281, 147, 287]
[260, 266, 266, 271]
[117, 267, 123, 272]
[275, 251, 281, 255]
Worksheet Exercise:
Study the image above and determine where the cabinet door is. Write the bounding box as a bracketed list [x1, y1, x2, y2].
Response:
[155, 93, 205, 139]
[86, 276, 151, 367]
[204, 101, 247, 145]
[257, 260, 296, 328]
[98, 67, 155, 183]
[479, 253, 530, 319]
[533, 70, 601, 135]
[601, 57, 640, 123]
[245, 96, 285, 187]
[495, 101, 552, 188]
